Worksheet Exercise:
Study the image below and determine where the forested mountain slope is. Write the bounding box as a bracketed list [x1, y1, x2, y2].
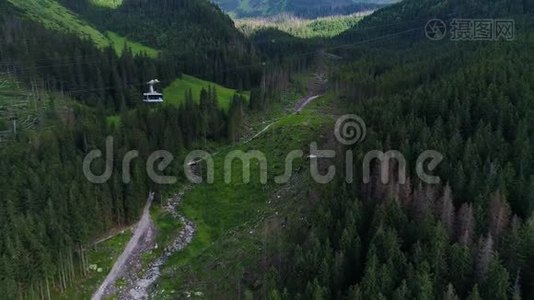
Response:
[213, 0, 399, 18]
[2, 0, 534, 298]
[5, 0, 260, 89]
[0, 6, 172, 112]
[338, 0, 532, 42]
[6, 0, 157, 57]
[259, 0, 534, 299]
[0, 0, 256, 297]
[0, 0, 262, 112]
[128, 0, 534, 297]
[59, 0, 261, 88]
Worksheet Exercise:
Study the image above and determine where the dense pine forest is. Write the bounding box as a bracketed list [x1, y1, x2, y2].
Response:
[0, 0, 257, 297]
[1, 0, 533, 299]
[58, 0, 261, 89]
[262, 0, 534, 299]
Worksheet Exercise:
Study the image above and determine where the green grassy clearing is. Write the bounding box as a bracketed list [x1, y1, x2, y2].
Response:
[156, 93, 336, 297]
[7, 0, 157, 56]
[106, 74, 247, 127]
[163, 75, 250, 111]
[106, 31, 158, 58]
[90, 0, 123, 9]
[105, 115, 121, 128]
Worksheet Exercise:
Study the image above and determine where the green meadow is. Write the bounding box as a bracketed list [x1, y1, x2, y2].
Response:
[90, 0, 124, 9]
[106, 31, 159, 58]
[163, 75, 250, 111]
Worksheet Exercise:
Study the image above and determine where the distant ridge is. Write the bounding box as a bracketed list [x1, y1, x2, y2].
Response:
[212, 0, 399, 18]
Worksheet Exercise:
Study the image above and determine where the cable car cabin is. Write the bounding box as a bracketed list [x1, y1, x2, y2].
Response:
[143, 92, 164, 103]
[143, 79, 164, 103]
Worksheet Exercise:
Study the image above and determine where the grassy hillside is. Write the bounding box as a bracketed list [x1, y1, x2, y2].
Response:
[164, 75, 250, 111]
[6, 0, 157, 57]
[7, 0, 110, 47]
[155, 94, 335, 297]
[61, 0, 260, 88]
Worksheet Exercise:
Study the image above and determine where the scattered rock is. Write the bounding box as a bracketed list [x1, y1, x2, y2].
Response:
[118, 188, 197, 300]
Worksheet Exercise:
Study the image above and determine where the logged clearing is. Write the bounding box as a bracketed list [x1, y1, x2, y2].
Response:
[237, 13, 368, 38]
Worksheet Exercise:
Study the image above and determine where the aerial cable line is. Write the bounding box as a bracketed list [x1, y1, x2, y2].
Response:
[0, 54, 108, 67]
[0, 58, 116, 75]
[35, 19, 471, 95]
[0, 7, 476, 68]
[56, 21, 466, 96]
[0, 9, 482, 96]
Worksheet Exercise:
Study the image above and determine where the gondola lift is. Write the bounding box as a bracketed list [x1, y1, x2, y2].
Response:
[143, 79, 164, 103]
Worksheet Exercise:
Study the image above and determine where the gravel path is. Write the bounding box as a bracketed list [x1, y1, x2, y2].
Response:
[92, 192, 155, 300]
[294, 94, 322, 112]
[119, 190, 196, 300]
